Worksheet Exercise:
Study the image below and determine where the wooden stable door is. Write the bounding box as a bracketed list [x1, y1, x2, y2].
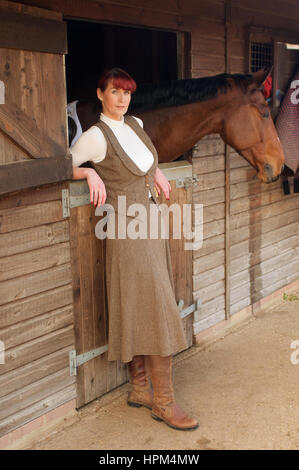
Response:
[69, 161, 194, 408]
[0, 0, 70, 194]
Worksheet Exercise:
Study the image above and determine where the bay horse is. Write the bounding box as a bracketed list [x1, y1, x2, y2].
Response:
[69, 69, 284, 183]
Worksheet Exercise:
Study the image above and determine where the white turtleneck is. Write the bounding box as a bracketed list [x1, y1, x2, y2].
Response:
[70, 113, 154, 172]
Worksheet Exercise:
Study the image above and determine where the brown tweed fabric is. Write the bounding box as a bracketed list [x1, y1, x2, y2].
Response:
[91, 116, 188, 363]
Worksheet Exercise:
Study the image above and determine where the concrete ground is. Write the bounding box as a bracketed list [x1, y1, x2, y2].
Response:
[18, 290, 299, 450]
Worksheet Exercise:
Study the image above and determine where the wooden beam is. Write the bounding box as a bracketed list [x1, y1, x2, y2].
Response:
[0, 155, 73, 195]
[0, 96, 65, 159]
[0, 8, 67, 53]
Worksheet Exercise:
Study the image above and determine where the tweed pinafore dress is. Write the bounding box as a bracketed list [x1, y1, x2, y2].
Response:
[91, 115, 188, 363]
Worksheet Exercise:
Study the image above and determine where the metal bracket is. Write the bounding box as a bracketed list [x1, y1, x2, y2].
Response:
[69, 301, 201, 376]
[178, 298, 201, 319]
[176, 175, 199, 189]
[69, 344, 108, 376]
[62, 189, 70, 218]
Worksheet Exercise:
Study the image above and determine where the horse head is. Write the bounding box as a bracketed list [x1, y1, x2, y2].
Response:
[220, 70, 285, 183]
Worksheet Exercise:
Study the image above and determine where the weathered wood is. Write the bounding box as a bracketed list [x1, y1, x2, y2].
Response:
[193, 264, 225, 291]
[230, 209, 299, 245]
[0, 325, 74, 375]
[193, 233, 225, 259]
[0, 220, 69, 258]
[0, 305, 73, 349]
[193, 279, 225, 304]
[193, 154, 225, 174]
[0, 263, 72, 306]
[0, 156, 73, 196]
[0, 284, 73, 329]
[0, 200, 64, 234]
[196, 294, 225, 321]
[193, 310, 225, 335]
[0, 384, 76, 438]
[0, 368, 74, 422]
[0, 96, 65, 159]
[0, 346, 70, 399]
[0, 8, 67, 53]
[0, 242, 70, 282]
[193, 249, 225, 275]
[0, 182, 64, 210]
[231, 222, 298, 261]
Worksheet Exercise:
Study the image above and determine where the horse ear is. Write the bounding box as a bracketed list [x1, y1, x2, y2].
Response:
[251, 67, 273, 87]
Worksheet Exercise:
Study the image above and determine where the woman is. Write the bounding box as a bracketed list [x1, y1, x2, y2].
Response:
[71, 68, 198, 431]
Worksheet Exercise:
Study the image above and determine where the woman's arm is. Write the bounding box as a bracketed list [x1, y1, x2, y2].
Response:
[72, 166, 106, 207]
[70, 127, 107, 206]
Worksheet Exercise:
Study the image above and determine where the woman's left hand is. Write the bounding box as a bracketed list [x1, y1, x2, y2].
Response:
[154, 167, 172, 200]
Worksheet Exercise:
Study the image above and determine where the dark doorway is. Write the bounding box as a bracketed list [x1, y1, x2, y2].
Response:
[65, 19, 178, 102]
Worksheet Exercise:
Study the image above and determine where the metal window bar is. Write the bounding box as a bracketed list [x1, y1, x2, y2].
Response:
[250, 42, 273, 73]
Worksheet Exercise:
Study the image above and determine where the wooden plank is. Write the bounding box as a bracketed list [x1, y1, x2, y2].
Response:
[0, 242, 70, 282]
[0, 156, 72, 196]
[0, 368, 74, 422]
[193, 171, 225, 192]
[0, 220, 69, 258]
[230, 209, 299, 245]
[0, 263, 72, 306]
[0, 284, 73, 329]
[0, 305, 73, 349]
[193, 264, 225, 291]
[0, 8, 67, 53]
[193, 310, 225, 335]
[230, 188, 290, 215]
[231, 222, 298, 262]
[196, 294, 225, 321]
[193, 186, 224, 206]
[0, 182, 65, 211]
[230, 198, 299, 232]
[0, 200, 64, 234]
[193, 233, 225, 259]
[193, 154, 225, 174]
[0, 384, 76, 438]
[0, 346, 70, 399]
[193, 279, 225, 304]
[193, 249, 225, 275]
[0, 325, 74, 375]
[0, 0, 62, 21]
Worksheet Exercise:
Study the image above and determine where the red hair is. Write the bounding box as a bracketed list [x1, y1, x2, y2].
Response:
[97, 68, 137, 93]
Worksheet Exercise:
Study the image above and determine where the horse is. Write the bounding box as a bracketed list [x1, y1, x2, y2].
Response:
[69, 69, 285, 183]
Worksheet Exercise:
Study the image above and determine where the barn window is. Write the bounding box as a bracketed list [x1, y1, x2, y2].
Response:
[250, 42, 273, 72]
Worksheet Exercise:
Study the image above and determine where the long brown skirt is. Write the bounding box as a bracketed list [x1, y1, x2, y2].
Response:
[105, 201, 188, 363]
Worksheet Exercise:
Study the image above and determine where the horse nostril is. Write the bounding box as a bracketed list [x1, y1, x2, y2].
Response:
[264, 163, 273, 178]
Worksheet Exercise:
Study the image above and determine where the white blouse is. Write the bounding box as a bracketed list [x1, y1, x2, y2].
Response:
[70, 113, 154, 172]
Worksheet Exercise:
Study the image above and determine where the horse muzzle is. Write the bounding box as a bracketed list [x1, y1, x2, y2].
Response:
[264, 163, 282, 183]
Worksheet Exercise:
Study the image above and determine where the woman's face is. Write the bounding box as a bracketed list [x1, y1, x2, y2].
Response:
[97, 79, 131, 121]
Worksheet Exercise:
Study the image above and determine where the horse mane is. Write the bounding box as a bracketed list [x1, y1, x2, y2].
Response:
[130, 73, 252, 111]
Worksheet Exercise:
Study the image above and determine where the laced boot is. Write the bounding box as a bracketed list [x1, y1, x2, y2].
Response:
[127, 355, 153, 410]
[149, 355, 199, 431]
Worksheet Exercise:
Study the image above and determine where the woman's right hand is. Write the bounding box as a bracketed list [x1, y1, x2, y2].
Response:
[86, 168, 107, 207]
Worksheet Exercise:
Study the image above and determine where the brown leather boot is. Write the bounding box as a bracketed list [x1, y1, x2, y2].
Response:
[127, 355, 153, 410]
[149, 355, 199, 431]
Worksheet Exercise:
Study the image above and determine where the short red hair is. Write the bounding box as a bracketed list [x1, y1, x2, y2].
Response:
[97, 68, 137, 93]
